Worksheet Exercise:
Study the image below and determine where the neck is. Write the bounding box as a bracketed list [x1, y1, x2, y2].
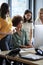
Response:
[16, 28, 21, 35]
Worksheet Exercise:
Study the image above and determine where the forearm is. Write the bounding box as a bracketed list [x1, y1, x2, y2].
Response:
[19, 45, 28, 48]
[30, 29, 32, 41]
[0, 30, 13, 35]
[0, 32, 7, 35]
[26, 43, 33, 48]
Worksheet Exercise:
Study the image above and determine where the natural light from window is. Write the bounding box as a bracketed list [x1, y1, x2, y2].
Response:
[12, 0, 29, 18]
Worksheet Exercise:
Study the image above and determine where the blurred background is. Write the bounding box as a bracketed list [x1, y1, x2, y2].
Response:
[0, 0, 43, 21]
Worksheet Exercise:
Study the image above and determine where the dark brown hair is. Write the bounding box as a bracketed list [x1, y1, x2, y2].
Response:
[23, 9, 32, 23]
[12, 15, 23, 27]
[1, 3, 9, 19]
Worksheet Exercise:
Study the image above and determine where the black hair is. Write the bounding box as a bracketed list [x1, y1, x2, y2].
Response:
[12, 15, 23, 27]
[1, 3, 9, 19]
[23, 9, 32, 23]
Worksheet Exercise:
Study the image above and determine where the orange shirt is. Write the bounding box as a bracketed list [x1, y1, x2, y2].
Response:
[0, 17, 12, 40]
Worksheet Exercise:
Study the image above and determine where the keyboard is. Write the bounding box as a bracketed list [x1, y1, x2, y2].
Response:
[21, 53, 43, 61]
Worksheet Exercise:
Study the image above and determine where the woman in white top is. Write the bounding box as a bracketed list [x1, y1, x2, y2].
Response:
[35, 8, 43, 25]
[23, 10, 33, 45]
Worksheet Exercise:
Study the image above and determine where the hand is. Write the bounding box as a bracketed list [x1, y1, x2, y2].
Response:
[26, 45, 33, 48]
[20, 45, 33, 48]
[7, 30, 13, 34]
[20, 45, 27, 48]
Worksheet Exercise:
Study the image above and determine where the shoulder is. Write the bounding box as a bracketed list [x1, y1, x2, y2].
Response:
[0, 17, 4, 22]
[35, 18, 41, 25]
[0, 17, 8, 25]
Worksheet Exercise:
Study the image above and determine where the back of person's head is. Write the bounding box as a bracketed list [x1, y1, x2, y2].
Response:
[23, 9, 32, 23]
[0, 3, 9, 19]
[12, 15, 23, 27]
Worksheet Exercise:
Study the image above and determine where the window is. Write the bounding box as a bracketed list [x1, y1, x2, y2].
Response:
[12, 0, 29, 18]
[0, 0, 8, 6]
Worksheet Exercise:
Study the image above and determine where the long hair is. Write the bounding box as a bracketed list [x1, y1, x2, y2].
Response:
[23, 9, 32, 23]
[0, 3, 9, 19]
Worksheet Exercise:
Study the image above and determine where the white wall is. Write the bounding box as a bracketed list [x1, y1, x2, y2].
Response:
[12, 0, 29, 18]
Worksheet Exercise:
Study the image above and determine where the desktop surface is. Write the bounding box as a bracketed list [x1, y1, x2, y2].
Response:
[0, 48, 43, 65]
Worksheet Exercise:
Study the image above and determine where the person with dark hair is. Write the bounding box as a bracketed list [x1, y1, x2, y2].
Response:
[12, 15, 32, 49]
[1, 3, 9, 19]
[0, 3, 13, 50]
[23, 9, 32, 23]
[23, 9, 33, 45]
[12, 15, 32, 65]
[0, 3, 13, 65]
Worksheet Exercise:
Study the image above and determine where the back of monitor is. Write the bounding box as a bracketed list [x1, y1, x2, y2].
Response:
[33, 25, 43, 48]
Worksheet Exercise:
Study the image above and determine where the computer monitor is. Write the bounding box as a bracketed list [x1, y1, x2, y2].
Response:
[33, 25, 43, 48]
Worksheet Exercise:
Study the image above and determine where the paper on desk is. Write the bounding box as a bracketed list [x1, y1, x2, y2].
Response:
[20, 48, 35, 56]
[20, 48, 35, 53]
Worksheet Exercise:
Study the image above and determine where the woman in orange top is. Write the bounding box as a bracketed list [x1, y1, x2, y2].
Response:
[0, 3, 13, 50]
[0, 3, 13, 65]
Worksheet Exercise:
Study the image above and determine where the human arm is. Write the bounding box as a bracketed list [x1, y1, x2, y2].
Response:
[25, 30, 33, 48]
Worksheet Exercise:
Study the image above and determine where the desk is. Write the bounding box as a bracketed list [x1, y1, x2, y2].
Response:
[0, 48, 43, 65]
